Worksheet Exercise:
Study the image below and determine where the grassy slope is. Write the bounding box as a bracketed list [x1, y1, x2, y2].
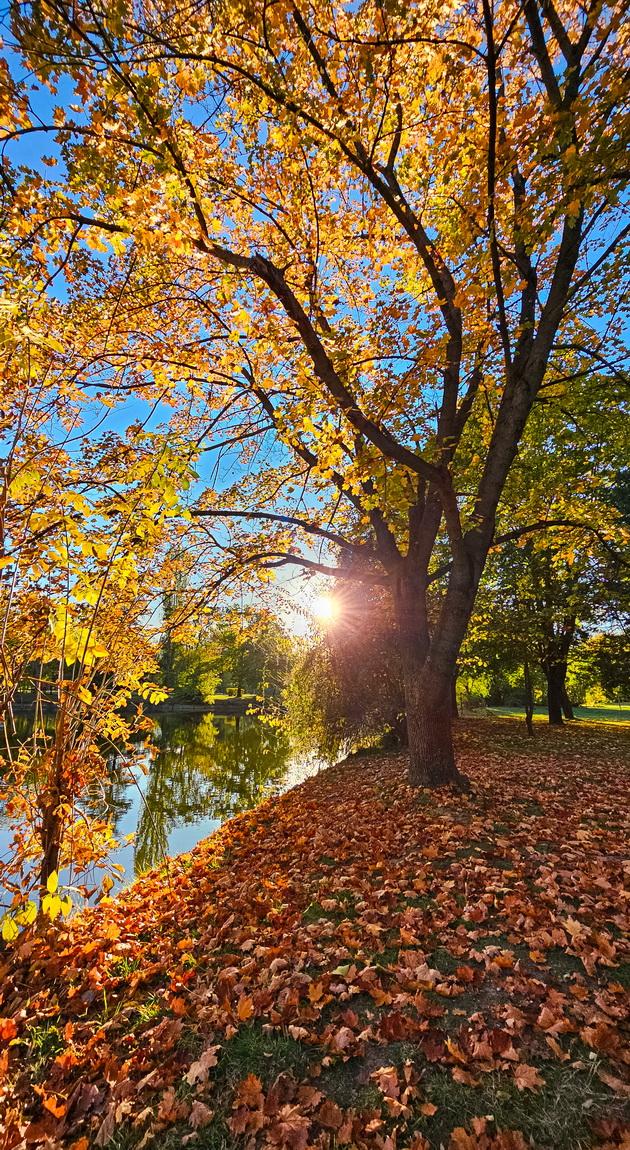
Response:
[1, 719, 629, 1150]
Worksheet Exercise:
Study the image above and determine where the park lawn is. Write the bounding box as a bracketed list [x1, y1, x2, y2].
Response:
[1, 719, 629, 1150]
[488, 706, 630, 726]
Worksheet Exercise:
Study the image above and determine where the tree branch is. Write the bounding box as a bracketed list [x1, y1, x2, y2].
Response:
[189, 506, 371, 553]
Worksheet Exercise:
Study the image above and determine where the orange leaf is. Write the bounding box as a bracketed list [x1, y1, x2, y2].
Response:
[451, 1067, 480, 1087]
[43, 1096, 68, 1118]
[597, 1069, 630, 1097]
[317, 1098, 343, 1129]
[545, 1036, 569, 1062]
[513, 1064, 545, 1091]
[234, 1074, 263, 1109]
[237, 994, 255, 1022]
[0, 1017, 17, 1041]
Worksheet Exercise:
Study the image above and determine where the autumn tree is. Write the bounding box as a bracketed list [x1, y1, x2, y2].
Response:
[0, 270, 199, 934]
[6, 0, 630, 785]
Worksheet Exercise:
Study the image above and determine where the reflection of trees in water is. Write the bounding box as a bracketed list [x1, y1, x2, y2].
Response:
[3, 712, 291, 879]
[133, 714, 290, 876]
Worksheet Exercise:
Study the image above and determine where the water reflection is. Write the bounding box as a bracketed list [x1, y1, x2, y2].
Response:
[1, 711, 301, 888]
[129, 714, 291, 875]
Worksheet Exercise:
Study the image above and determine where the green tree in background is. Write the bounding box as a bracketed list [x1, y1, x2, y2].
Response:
[159, 607, 294, 703]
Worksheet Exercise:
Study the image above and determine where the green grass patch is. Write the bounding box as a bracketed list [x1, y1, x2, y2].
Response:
[23, 1022, 65, 1080]
[414, 1059, 630, 1149]
[218, 1024, 314, 1089]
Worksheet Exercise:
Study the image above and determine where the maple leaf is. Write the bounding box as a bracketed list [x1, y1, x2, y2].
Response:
[267, 1104, 311, 1150]
[236, 993, 255, 1022]
[449, 1122, 529, 1149]
[233, 1074, 264, 1110]
[317, 1098, 343, 1129]
[451, 1067, 481, 1086]
[186, 1045, 220, 1086]
[296, 1085, 322, 1109]
[329, 1025, 355, 1052]
[421, 1031, 446, 1062]
[189, 1100, 214, 1129]
[379, 1012, 410, 1041]
[228, 1107, 264, 1135]
[512, 1064, 545, 1091]
[42, 1095, 67, 1118]
[581, 1022, 621, 1056]
[371, 1066, 400, 1098]
[287, 1025, 309, 1040]
[158, 1088, 190, 1122]
[597, 1069, 630, 1098]
[0, 1018, 18, 1042]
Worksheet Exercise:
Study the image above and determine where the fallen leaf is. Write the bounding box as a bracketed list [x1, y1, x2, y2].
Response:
[513, 1063, 545, 1091]
[186, 1045, 220, 1086]
[420, 1102, 438, 1116]
[189, 1100, 214, 1129]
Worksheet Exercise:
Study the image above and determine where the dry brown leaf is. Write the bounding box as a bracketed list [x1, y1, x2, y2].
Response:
[513, 1063, 545, 1091]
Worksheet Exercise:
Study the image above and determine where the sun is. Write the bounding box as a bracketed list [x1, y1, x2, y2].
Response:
[312, 595, 338, 623]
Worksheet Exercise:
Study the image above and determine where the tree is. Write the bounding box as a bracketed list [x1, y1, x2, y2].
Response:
[470, 542, 588, 724]
[0, 273, 196, 936]
[588, 633, 630, 702]
[6, 0, 630, 785]
[286, 585, 406, 761]
[159, 605, 293, 701]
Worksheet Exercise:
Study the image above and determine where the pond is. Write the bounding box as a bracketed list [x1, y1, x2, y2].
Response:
[0, 711, 324, 899]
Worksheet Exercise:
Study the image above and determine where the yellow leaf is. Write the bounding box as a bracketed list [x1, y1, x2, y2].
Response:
[15, 901, 37, 926]
[42, 893, 62, 920]
[1, 916, 19, 943]
[46, 870, 59, 894]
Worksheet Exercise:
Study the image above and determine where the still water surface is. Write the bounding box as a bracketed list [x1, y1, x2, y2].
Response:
[0, 712, 323, 897]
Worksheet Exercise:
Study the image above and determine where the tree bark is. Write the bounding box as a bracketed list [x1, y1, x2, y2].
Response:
[393, 575, 469, 788]
[561, 682, 575, 720]
[406, 665, 468, 786]
[524, 656, 535, 736]
[451, 673, 459, 719]
[542, 660, 565, 725]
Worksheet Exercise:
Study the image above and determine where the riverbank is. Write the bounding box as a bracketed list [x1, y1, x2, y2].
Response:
[1, 718, 629, 1149]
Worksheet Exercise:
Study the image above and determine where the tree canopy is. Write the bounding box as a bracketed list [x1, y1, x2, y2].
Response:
[3, 0, 630, 789]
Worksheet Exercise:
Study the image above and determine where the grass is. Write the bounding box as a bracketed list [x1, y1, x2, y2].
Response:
[488, 703, 630, 724]
[415, 1059, 625, 1149]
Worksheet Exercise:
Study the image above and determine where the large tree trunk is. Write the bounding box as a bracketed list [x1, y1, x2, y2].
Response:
[394, 575, 469, 789]
[542, 660, 565, 725]
[561, 683, 575, 720]
[406, 665, 465, 786]
[451, 673, 459, 719]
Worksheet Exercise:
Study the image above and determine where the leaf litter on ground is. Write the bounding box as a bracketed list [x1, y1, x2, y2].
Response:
[0, 718, 629, 1150]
